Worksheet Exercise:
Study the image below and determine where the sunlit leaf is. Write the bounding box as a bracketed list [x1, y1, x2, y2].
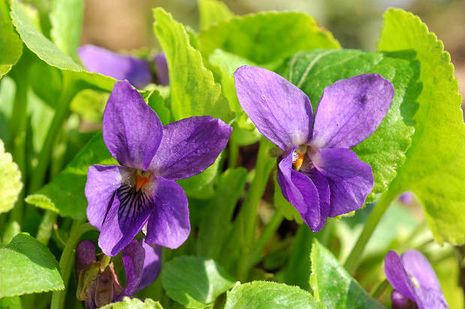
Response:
[198, 0, 233, 31]
[153, 8, 233, 122]
[50, 0, 83, 58]
[310, 239, 382, 308]
[199, 12, 340, 65]
[224, 281, 323, 309]
[0, 233, 64, 297]
[0, 0, 23, 78]
[162, 256, 235, 308]
[0, 139, 22, 214]
[378, 8, 465, 244]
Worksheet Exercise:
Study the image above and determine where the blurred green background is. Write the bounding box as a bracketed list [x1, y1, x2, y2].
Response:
[80, 0, 465, 101]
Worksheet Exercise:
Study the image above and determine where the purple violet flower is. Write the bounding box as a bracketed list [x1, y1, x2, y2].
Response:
[85, 80, 232, 256]
[384, 250, 448, 309]
[399, 192, 415, 206]
[76, 239, 161, 308]
[234, 66, 394, 231]
[153, 53, 169, 86]
[78, 45, 169, 89]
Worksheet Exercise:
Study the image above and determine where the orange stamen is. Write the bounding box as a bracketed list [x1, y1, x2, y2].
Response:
[292, 153, 305, 171]
[135, 171, 151, 191]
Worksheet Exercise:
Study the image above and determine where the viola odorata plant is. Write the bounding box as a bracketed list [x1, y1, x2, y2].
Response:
[79, 45, 169, 88]
[384, 250, 448, 309]
[76, 239, 161, 308]
[234, 66, 393, 231]
[2, 0, 464, 307]
[85, 81, 231, 256]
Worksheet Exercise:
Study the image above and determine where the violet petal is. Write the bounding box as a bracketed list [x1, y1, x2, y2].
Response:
[313, 148, 373, 217]
[103, 81, 163, 170]
[234, 66, 313, 151]
[145, 177, 190, 249]
[277, 151, 321, 231]
[150, 116, 231, 180]
[122, 240, 145, 297]
[139, 241, 162, 291]
[392, 290, 416, 309]
[76, 240, 97, 274]
[401, 250, 448, 309]
[85, 164, 125, 230]
[154, 53, 169, 86]
[98, 184, 155, 256]
[78, 45, 152, 89]
[312, 74, 394, 148]
[307, 168, 331, 231]
[385, 251, 416, 302]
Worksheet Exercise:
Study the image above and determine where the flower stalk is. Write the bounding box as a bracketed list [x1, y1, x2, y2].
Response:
[51, 221, 94, 309]
[30, 73, 77, 192]
[250, 207, 284, 265]
[30, 73, 77, 245]
[344, 189, 397, 274]
[236, 137, 275, 280]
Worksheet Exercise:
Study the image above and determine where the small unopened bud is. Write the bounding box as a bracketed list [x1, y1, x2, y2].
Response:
[391, 290, 417, 309]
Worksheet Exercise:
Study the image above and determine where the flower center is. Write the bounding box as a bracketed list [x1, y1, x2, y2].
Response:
[292, 145, 315, 172]
[135, 170, 152, 192]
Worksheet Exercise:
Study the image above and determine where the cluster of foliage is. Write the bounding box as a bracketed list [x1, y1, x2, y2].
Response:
[0, 0, 464, 308]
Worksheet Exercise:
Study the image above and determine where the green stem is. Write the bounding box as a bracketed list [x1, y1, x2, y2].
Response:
[30, 73, 76, 192]
[31, 74, 76, 246]
[236, 138, 274, 280]
[53, 223, 67, 249]
[398, 221, 427, 251]
[228, 136, 239, 169]
[50, 221, 94, 309]
[371, 279, 389, 299]
[100, 255, 111, 271]
[4, 73, 29, 242]
[280, 225, 314, 288]
[36, 211, 58, 244]
[250, 207, 284, 265]
[318, 220, 334, 247]
[344, 190, 397, 274]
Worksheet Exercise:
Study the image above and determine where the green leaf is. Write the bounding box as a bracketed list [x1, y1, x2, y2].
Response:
[0, 139, 22, 213]
[26, 134, 115, 219]
[277, 49, 419, 200]
[147, 89, 171, 125]
[153, 8, 232, 122]
[0, 233, 64, 297]
[177, 156, 220, 199]
[0, 77, 16, 142]
[0, 0, 23, 78]
[197, 168, 248, 260]
[224, 281, 323, 309]
[310, 239, 382, 308]
[377, 8, 465, 244]
[101, 297, 163, 309]
[50, 0, 83, 57]
[70, 89, 107, 123]
[198, 0, 233, 31]
[11, 0, 79, 70]
[208, 49, 255, 123]
[277, 226, 313, 290]
[199, 12, 340, 65]
[0, 296, 21, 308]
[161, 256, 235, 308]
[29, 57, 63, 106]
[10, 0, 114, 91]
